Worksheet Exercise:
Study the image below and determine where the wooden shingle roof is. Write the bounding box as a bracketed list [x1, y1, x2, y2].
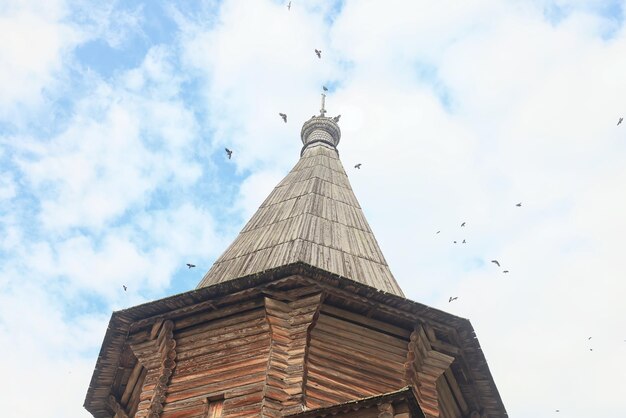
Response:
[198, 115, 404, 296]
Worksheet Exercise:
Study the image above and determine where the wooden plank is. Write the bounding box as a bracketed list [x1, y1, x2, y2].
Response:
[316, 313, 409, 351]
[322, 304, 411, 341]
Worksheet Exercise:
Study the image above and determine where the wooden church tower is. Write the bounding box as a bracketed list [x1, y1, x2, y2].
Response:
[85, 98, 507, 418]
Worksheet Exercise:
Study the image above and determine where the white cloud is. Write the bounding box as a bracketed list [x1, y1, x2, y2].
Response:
[179, 1, 626, 416]
[2, 0, 626, 417]
[14, 46, 201, 232]
[179, 0, 344, 171]
[0, 0, 84, 122]
[0, 283, 104, 418]
[0, 10, 221, 416]
[0, 172, 16, 201]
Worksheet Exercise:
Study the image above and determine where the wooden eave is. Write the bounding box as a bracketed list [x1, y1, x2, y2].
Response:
[84, 262, 507, 417]
[285, 387, 425, 417]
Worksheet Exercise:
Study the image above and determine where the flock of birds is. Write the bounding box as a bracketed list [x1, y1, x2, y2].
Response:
[444, 208, 519, 304]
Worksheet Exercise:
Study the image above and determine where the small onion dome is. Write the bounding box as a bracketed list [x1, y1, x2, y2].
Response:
[300, 115, 341, 155]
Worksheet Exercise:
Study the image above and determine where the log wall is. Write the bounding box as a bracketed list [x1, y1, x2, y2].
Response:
[128, 297, 271, 418]
[103, 280, 476, 418]
[304, 306, 410, 409]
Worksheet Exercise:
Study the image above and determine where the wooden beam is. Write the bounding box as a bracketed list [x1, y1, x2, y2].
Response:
[120, 361, 143, 406]
[131, 320, 178, 418]
[405, 326, 454, 418]
[261, 290, 324, 416]
[106, 395, 129, 418]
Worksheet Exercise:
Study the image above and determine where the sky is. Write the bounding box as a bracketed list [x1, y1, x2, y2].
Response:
[1, 0, 625, 416]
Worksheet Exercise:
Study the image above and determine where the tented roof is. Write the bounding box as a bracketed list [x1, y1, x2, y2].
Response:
[198, 114, 404, 296]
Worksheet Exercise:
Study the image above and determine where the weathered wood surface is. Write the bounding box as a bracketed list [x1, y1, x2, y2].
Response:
[87, 274, 506, 418]
[106, 394, 129, 418]
[124, 296, 270, 417]
[198, 144, 404, 296]
[286, 387, 423, 418]
[262, 291, 324, 416]
[130, 320, 177, 418]
[305, 308, 409, 410]
[162, 302, 271, 417]
[405, 326, 455, 418]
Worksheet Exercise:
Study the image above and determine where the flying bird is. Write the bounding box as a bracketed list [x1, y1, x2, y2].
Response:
[491, 260, 500, 267]
[453, 241, 457, 244]
[436, 231, 440, 234]
[618, 117, 623, 126]
[503, 270, 509, 273]
[225, 148, 233, 159]
[315, 49, 321, 58]
[449, 296, 458, 303]
[287, 1, 291, 10]
[186, 263, 196, 269]
[461, 222, 466, 227]
[279, 113, 287, 123]
[122, 285, 127, 291]
[354, 163, 362, 169]
[323, 86, 328, 91]
[516, 202, 522, 207]
[462, 239, 466, 244]
[588, 337, 592, 340]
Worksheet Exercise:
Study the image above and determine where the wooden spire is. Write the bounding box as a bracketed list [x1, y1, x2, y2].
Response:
[198, 111, 404, 296]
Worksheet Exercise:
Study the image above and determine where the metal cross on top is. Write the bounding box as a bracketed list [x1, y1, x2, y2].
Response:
[320, 93, 327, 117]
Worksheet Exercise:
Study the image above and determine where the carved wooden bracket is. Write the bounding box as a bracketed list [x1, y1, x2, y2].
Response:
[131, 319, 177, 418]
[405, 325, 455, 418]
[262, 291, 324, 416]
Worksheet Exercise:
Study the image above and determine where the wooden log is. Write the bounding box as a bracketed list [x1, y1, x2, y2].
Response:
[121, 361, 143, 406]
[405, 326, 455, 418]
[261, 291, 323, 416]
[106, 394, 129, 418]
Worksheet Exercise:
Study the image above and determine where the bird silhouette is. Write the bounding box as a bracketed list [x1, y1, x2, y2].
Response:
[461, 222, 466, 227]
[449, 296, 458, 303]
[323, 86, 328, 91]
[315, 49, 321, 58]
[279, 113, 287, 123]
[453, 241, 457, 244]
[516, 202, 522, 207]
[462, 239, 466, 244]
[491, 260, 500, 267]
[503, 270, 509, 273]
[354, 163, 362, 169]
[436, 231, 440, 234]
[618, 117, 623, 126]
[122, 285, 127, 291]
[186, 263, 196, 269]
[287, 1, 291, 10]
[225, 148, 233, 159]
[588, 337, 592, 340]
